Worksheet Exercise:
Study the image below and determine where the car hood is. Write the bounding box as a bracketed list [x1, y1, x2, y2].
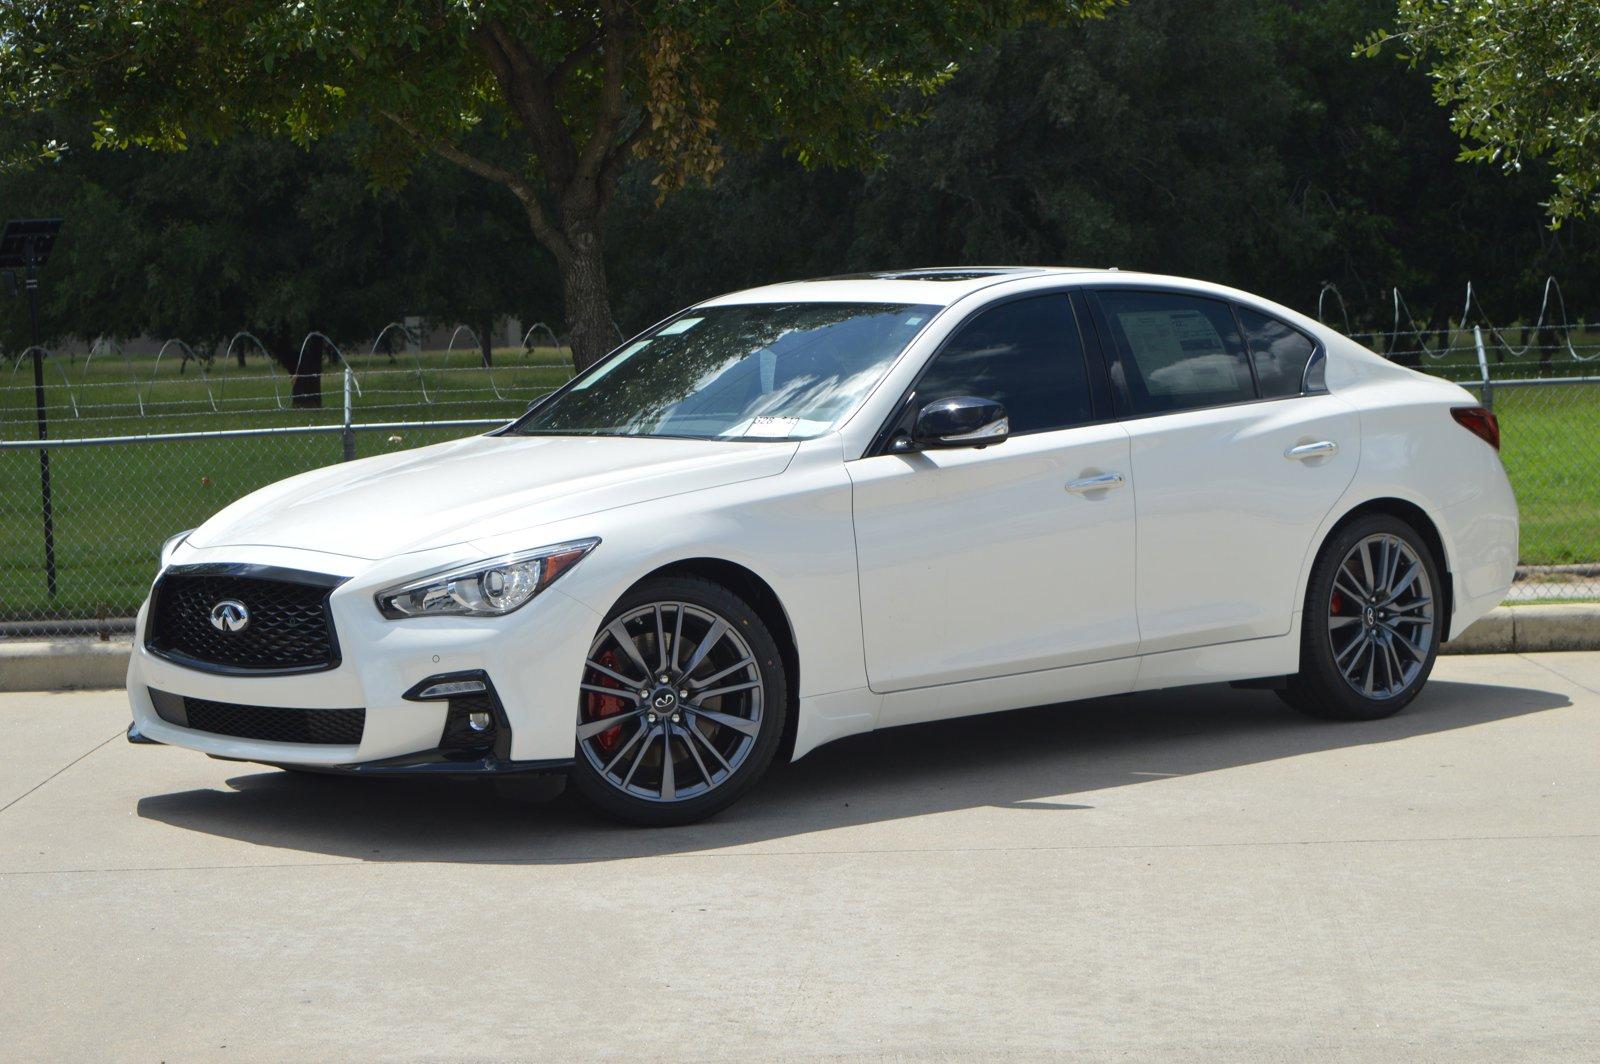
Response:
[187, 433, 799, 560]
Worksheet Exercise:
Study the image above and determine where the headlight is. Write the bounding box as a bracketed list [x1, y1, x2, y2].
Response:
[159, 529, 194, 567]
[375, 538, 599, 619]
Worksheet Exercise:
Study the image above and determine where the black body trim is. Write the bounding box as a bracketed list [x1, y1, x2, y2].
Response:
[284, 754, 575, 779]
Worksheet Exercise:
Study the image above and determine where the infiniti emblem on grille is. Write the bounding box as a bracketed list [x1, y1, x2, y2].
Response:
[209, 599, 251, 633]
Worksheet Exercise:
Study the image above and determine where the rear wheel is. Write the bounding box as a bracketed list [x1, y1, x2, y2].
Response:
[1280, 514, 1441, 721]
[568, 576, 788, 826]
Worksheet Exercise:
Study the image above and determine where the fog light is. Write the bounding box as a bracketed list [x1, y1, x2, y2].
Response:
[468, 711, 492, 732]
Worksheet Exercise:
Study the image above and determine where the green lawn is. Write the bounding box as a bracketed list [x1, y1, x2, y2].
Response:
[1491, 382, 1600, 567]
[1, 346, 1596, 622]
[1, 347, 572, 622]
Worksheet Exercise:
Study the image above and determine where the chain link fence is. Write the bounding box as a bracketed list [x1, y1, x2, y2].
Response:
[2, 353, 564, 637]
[3, 333, 1598, 639]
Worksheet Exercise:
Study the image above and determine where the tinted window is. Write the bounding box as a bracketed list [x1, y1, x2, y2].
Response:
[913, 295, 1092, 434]
[1093, 291, 1255, 415]
[1238, 307, 1317, 398]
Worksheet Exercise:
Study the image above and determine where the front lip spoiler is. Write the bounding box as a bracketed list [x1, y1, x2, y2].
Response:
[265, 753, 574, 779]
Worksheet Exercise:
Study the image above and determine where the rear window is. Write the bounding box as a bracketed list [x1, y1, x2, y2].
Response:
[1091, 291, 1256, 415]
[1237, 307, 1317, 398]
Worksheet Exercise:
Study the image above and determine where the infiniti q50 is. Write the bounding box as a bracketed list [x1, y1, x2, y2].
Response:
[129, 267, 1517, 824]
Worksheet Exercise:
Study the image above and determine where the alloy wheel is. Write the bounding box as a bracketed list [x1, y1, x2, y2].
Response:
[1327, 532, 1435, 700]
[577, 601, 764, 803]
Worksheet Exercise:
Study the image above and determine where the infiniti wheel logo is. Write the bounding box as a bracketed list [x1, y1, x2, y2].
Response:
[209, 599, 251, 633]
[653, 691, 678, 710]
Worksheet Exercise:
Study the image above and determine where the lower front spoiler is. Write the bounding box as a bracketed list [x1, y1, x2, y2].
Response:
[128, 719, 572, 780]
[265, 752, 575, 779]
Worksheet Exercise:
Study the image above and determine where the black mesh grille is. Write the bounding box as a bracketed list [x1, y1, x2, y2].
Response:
[438, 692, 498, 758]
[151, 689, 364, 745]
[147, 569, 339, 672]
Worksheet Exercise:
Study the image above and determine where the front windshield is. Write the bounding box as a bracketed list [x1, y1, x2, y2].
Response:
[512, 302, 938, 440]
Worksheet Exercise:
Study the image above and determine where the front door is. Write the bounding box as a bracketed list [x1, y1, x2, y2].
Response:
[849, 293, 1138, 692]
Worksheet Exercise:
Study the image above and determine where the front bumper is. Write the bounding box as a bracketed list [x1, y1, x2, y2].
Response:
[127, 559, 605, 771]
[128, 672, 574, 778]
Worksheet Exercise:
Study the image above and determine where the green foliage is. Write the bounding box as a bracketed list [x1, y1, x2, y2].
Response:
[609, 0, 1600, 333]
[1365, 0, 1600, 224]
[0, 0, 1119, 366]
[0, 120, 551, 361]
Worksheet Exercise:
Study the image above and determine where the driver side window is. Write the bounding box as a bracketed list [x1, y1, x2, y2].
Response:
[914, 294, 1094, 435]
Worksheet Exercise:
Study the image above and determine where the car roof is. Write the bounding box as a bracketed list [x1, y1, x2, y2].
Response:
[691, 267, 1329, 339]
[695, 266, 1105, 308]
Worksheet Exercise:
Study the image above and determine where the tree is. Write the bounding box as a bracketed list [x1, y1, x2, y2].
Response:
[1364, 1, 1600, 225]
[606, 0, 1600, 340]
[0, 0, 1117, 372]
[0, 124, 549, 404]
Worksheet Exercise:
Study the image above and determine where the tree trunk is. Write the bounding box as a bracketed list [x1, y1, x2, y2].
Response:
[559, 227, 616, 373]
[480, 315, 493, 368]
[291, 337, 323, 409]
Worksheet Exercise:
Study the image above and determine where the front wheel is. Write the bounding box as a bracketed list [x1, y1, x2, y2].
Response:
[568, 576, 788, 826]
[1280, 514, 1442, 721]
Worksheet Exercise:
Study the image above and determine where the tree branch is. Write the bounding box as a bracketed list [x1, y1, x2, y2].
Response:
[379, 110, 568, 257]
[475, 18, 577, 188]
[550, 32, 604, 93]
[572, 4, 636, 193]
[598, 116, 649, 215]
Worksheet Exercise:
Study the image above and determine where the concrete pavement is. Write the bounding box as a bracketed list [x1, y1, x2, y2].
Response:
[2, 652, 1598, 1061]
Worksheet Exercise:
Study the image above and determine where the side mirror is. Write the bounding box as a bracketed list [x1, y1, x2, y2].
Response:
[913, 395, 1010, 449]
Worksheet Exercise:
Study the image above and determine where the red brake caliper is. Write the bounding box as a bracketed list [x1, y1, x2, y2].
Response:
[584, 648, 628, 755]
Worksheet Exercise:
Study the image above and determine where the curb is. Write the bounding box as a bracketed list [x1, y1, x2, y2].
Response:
[1440, 603, 1600, 655]
[0, 638, 132, 692]
[1, 605, 1596, 693]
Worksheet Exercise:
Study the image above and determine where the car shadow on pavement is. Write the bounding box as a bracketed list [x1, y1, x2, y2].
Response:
[135, 678, 1570, 863]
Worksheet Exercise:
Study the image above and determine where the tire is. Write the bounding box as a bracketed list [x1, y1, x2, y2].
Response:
[1279, 513, 1443, 721]
[567, 575, 789, 826]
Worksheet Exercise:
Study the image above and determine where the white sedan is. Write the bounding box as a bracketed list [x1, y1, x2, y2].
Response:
[129, 267, 1517, 824]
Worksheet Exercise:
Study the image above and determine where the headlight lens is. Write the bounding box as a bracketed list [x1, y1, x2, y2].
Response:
[159, 529, 194, 567]
[375, 538, 599, 619]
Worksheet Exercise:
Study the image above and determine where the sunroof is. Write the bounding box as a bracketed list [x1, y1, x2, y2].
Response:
[809, 267, 1045, 283]
[879, 267, 1043, 281]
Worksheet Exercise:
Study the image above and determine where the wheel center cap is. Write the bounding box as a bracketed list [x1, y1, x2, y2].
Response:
[1364, 607, 1376, 627]
[650, 688, 679, 712]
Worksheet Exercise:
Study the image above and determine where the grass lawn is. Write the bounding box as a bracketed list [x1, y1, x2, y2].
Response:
[1492, 382, 1600, 567]
[2, 347, 571, 621]
[2, 345, 1596, 622]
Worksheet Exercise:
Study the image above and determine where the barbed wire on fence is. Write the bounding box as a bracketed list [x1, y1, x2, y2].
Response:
[1, 325, 575, 430]
[1316, 275, 1598, 366]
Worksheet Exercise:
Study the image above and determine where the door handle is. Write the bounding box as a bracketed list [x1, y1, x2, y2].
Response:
[1284, 440, 1338, 461]
[1065, 472, 1125, 494]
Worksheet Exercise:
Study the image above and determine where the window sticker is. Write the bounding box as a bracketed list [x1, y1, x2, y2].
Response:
[1117, 310, 1235, 395]
[742, 415, 801, 438]
[658, 316, 704, 335]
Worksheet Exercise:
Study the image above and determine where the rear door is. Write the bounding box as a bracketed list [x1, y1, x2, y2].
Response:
[848, 292, 1138, 692]
[1085, 289, 1359, 654]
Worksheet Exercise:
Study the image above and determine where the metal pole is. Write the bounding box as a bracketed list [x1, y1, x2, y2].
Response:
[1474, 325, 1493, 411]
[341, 367, 356, 461]
[25, 244, 58, 598]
